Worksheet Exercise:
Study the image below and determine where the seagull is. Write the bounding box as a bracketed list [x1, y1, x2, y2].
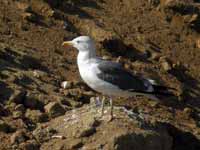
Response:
[62, 36, 174, 121]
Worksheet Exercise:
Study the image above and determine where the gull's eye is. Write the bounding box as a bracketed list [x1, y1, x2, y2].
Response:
[77, 41, 80, 43]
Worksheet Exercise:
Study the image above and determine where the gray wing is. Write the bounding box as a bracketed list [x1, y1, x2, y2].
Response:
[97, 60, 151, 92]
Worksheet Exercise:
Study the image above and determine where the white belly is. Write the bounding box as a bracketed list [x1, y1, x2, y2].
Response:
[78, 62, 133, 97]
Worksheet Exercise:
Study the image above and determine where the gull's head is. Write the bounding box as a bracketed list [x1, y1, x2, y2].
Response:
[62, 36, 95, 52]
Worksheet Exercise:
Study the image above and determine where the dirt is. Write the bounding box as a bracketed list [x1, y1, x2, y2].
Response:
[0, 0, 200, 149]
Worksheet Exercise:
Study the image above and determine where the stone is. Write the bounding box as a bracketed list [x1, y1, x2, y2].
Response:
[69, 139, 83, 149]
[112, 130, 172, 150]
[0, 120, 10, 133]
[196, 38, 200, 48]
[13, 111, 24, 119]
[10, 130, 27, 144]
[183, 107, 193, 117]
[24, 92, 43, 109]
[148, 0, 160, 7]
[184, 14, 198, 23]
[159, 57, 172, 72]
[33, 126, 56, 143]
[44, 102, 66, 118]
[61, 81, 73, 89]
[15, 104, 25, 112]
[22, 12, 38, 23]
[19, 140, 39, 150]
[150, 52, 161, 61]
[33, 70, 47, 78]
[25, 109, 48, 123]
[102, 55, 112, 60]
[9, 90, 26, 104]
[79, 126, 96, 137]
[0, 103, 7, 116]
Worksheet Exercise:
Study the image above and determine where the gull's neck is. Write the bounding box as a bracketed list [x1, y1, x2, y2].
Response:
[77, 49, 96, 65]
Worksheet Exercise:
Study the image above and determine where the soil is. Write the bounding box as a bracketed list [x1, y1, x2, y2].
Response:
[1, 0, 200, 149]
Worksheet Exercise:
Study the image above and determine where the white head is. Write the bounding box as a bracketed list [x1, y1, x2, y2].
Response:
[62, 36, 96, 53]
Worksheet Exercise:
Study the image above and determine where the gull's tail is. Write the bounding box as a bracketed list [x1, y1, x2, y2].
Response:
[146, 79, 176, 99]
[151, 85, 175, 96]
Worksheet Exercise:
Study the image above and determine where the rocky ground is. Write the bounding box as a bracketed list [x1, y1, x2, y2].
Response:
[1, 0, 200, 149]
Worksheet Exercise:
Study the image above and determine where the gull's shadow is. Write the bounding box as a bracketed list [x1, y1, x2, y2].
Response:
[101, 38, 151, 62]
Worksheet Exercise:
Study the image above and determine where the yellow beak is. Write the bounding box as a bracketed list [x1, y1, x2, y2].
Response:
[62, 41, 74, 48]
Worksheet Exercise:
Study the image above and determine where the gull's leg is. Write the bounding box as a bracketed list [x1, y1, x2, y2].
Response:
[101, 96, 105, 117]
[109, 98, 113, 121]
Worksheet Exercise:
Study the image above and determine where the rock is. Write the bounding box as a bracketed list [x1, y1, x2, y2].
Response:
[22, 12, 38, 23]
[148, 0, 160, 7]
[112, 130, 172, 150]
[102, 55, 112, 60]
[0, 120, 10, 133]
[25, 109, 48, 123]
[0, 103, 8, 116]
[69, 139, 83, 149]
[33, 126, 56, 143]
[13, 111, 24, 119]
[24, 92, 44, 109]
[33, 70, 47, 78]
[150, 52, 161, 61]
[44, 102, 66, 118]
[19, 140, 39, 150]
[159, 57, 172, 72]
[183, 107, 193, 117]
[16, 2, 32, 12]
[76, 19, 117, 42]
[77, 117, 98, 137]
[196, 38, 200, 48]
[15, 104, 25, 112]
[61, 81, 73, 89]
[10, 130, 28, 144]
[9, 90, 26, 104]
[161, 61, 172, 71]
[79, 126, 96, 137]
[183, 14, 198, 24]
[59, 98, 82, 108]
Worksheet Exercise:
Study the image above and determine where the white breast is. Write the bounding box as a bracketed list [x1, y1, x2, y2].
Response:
[78, 61, 132, 97]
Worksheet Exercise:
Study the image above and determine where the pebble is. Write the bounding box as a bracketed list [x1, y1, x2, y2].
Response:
[22, 12, 37, 23]
[15, 104, 25, 112]
[9, 89, 26, 104]
[184, 14, 198, 23]
[25, 109, 49, 123]
[0, 120, 10, 133]
[44, 102, 66, 118]
[196, 38, 200, 48]
[61, 81, 73, 89]
[150, 52, 161, 61]
[183, 107, 193, 117]
[10, 130, 27, 144]
[51, 135, 65, 139]
[33, 70, 47, 78]
[0, 103, 7, 116]
[78, 126, 96, 137]
[13, 111, 24, 119]
[33, 126, 56, 143]
[159, 57, 172, 71]
[102, 55, 111, 60]
[19, 140, 39, 150]
[24, 92, 43, 109]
